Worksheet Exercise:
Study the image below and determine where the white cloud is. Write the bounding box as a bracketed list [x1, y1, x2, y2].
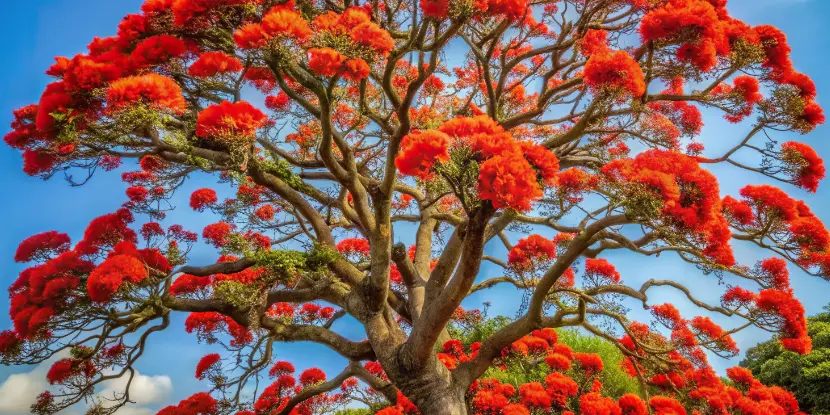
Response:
[0, 354, 172, 415]
[99, 370, 173, 406]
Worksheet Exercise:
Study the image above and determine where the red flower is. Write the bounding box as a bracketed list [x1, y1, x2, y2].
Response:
[395, 130, 452, 179]
[234, 23, 269, 49]
[196, 101, 267, 140]
[584, 258, 620, 283]
[342, 58, 371, 81]
[307, 47, 347, 77]
[190, 188, 218, 211]
[265, 93, 290, 111]
[0, 330, 21, 355]
[618, 394, 647, 415]
[261, 6, 312, 40]
[649, 395, 687, 415]
[159, 392, 218, 415]
[22, 149, 57, 176]
[47, 359, 77, 384]
[189, 52, 244, 77]
[755, 288, 811, 354]
[519, 382, 551, 409]
[87, 255, 148, 303]
[299, 367, 326, 385]
[521, 142, 560, 184]
[508, 235, 556, 271]
[255, 204, 277, 221]
[486, 0, 530, 21]
[421, 0, 449, 19]
[579, 29, 610, 56]
[336, 238, 371, 258]
[170, 274, 212, 295]
[584, 51, 645, 97]
[781, 141, 825, 192]
[268, 361, 295, 378]
[545, 372, 578, 408]
[195, 353, 221, 380]
[478, 152, 543, 211]
[580, 392, 621, 415]
[107, 73, 186, 113]
[574, 352, 604, 375]
[130, 35, 187, 69]
[203, 222, 234, 247]
[350, 22, 395, 57]
[690, 316, 738, 354]
[126, 186, 149, 202]
[14, 231, 71, 263]
[545, 353, 572, 371]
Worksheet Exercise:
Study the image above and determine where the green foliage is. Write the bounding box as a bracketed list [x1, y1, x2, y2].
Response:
[740, 306, 830, 415]
[448, 316, 641, 399]
[253, 249, 309, 274]
[213, 280, 260, 308]
[333, 409, 374, 415]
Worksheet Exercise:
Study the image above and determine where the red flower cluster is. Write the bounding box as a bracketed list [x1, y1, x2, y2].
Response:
[478, 152, 544, 211]
[47, 358, 95, 385]
[639, 0, 751, 72]
[87, 254, 149, 303]
[420, 0, 449, 20]
[307, 48, 371, 81]
[170, 274, 212, 295]
[781, 141, 825, 192]
[130, 35, 187, 69]
[202, 222, 234, 247]
[190, 188, 218, 211]
[336, 238, 371, 259]
[395, 130, 452, 180]
[755, 288, 811, 354]
[14, 231, 71, 263]
[299, 367, 327, 385]
[195, 101, 267, 141]
[185, 311, 252, 347]
[584, 51, 645, 98]
[189, 51, 244, 77]
[157, 392, 218, 415]
[398, 115, 558, 211]
[195, 353, 221, 380]
[603, 150, 734, 266]
[234, 4, 311, 49]
[584, 258, 621, 283]
[690, 316, 739, 355]
[507, 234, 556, 272]
[578, 29, 610, 57]
[107, 73, 186, 113]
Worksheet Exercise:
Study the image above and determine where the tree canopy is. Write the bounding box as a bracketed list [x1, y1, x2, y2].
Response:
[1, 0, 828, 414]
[740, 306, 830, 415]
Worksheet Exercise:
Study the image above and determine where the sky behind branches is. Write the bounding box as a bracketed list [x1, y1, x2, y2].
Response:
[0, 1, 828, 413]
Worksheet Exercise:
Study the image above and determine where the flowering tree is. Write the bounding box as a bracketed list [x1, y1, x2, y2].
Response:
[1, 0, 827, 414]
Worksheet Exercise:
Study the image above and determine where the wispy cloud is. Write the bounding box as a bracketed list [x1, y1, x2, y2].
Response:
[0, 353, 172, 415]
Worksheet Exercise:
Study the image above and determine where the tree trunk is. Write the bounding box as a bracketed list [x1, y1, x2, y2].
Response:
[406, 383, 467, 415]
[390, 364, 468, 415]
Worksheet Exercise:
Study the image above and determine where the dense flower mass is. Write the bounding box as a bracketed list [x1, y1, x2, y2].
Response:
[584, 51, 645, 97]
[87, 254, 148, 303]
[188, 52, 244, 77]
[1, 1, 827, 414]
[781, 141, 825, 192]
[107, 74, 186, 113]
[14, 231, 71, 263]
[190, 188, 218, 211]
[507, 234, 556, 271]
[195, 101, 267, 141]
[602, 149, 734, 266]
[395, 130, 452, 179]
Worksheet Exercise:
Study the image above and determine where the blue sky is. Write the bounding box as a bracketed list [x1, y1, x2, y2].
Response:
[0, 0, 829, 413]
